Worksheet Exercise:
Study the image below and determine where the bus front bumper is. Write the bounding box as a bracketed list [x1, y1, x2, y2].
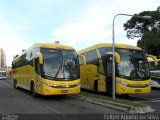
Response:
[40, 84, 81, 96]
[116, 82, 151, 94]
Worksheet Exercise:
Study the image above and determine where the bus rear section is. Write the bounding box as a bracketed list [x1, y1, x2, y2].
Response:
[11, 43, 80, 96]
[0, 70, 7, 80]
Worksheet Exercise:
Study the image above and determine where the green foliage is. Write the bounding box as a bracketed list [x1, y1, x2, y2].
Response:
[137, 31, 160, 57]
[124, 11, 160, 39]
[124, 7, 160, 57]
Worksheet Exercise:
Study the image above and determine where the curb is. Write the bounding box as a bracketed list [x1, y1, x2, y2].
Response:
[70, 95, 155, 113]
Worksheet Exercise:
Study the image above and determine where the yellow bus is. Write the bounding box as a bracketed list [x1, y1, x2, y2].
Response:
[78, 43, 157, 96]
[148, 58, 160, 88]
[11, 43, 80, 96]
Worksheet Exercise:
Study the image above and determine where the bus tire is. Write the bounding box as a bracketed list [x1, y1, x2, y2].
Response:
[119, 94, 129, 98]
[94, 80, 98, 93]
[123, 94, 129, 97]
[31, 82, 37, 97]
[13, 80, 18, 89]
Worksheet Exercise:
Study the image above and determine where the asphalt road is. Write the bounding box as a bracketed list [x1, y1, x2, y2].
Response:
[122, 88, 160, 113]
[0, 80, 123, 120]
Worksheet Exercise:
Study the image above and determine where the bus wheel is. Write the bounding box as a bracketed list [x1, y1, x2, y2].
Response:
[119, 94, 129, 98]
[13, 80, 18, 89]
[123, 94, 129, 98]
[94, 81, 98, 93]
[31, 83, 37, 97]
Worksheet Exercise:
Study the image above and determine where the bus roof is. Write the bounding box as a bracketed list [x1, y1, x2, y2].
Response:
[32, 43, 75, 50]
[78, 43, 142, 54]
[13, 43, 75, 61]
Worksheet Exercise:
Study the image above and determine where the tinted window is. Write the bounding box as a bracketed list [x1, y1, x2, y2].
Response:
[149, 60, 160, 70]
[82, 50, 98, 64]
[98, 47, 112, 57]
[87, 50, 97, 63]
[78, 56, 83, 65]
[12, 49, 33, 69]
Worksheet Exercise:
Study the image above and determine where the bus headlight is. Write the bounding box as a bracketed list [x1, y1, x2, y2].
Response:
[41, 81, 54, 87]
[116, 80, 128, 86]
[116, 80, 150, 88]
[146, 82, 151, 86]
[120, 81, 128, 86]
[41, 81, 80, 88]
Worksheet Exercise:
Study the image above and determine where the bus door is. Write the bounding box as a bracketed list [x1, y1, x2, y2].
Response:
[102, 55, 113, 94]
[78, 55, 88, 89]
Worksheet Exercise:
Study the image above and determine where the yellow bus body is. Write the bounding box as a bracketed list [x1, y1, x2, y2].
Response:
[78, 43, 152, 95]
[11, 43, 80, 96]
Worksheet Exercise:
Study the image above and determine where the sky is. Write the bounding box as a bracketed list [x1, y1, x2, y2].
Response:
[0, 0, 159, 66]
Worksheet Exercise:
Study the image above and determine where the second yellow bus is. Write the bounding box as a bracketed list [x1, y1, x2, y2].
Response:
[78, 43, 157, 96]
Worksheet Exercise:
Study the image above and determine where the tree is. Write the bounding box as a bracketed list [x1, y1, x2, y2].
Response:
[124, 7, 160, 57]
[137, 31, 160, 57]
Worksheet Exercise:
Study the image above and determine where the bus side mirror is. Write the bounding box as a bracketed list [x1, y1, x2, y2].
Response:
[114, 52, 121, 64]
[146, 54, 158, 66]
[78, 54, 86, 65]
[38, 53, 43, 64]
[104, 52, 120, 64]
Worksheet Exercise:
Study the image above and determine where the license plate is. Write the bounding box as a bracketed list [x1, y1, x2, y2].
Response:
[135, 89, 141, 93]
[61, 90, 68, 94]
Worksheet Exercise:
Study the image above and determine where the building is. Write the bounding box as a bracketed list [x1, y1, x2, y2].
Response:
[0, 48, 6, 69]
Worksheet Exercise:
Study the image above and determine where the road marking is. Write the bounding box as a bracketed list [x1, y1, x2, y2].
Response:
[136, 98, 160, 103]
[4, 81, 13, 88]
[151, 90, 160, 94]
[148, 100, 160, 102]
[143, 99, 160, 103]
[3, 80, 69, 118]
[46, 105, 66, 117]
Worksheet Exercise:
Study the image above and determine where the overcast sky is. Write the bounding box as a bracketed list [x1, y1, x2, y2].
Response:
[0, 0, 159, 66]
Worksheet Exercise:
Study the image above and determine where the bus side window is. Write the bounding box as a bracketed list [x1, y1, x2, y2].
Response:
[85, 50, 98, 65]
[26, 49, 33, 66]
[78, 56, 83, 65]
[33, 48, 41, 75]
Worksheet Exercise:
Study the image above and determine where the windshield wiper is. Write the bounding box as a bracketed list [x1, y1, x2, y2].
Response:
[54, 50, 64, 79]
[54, 63, 63, 79]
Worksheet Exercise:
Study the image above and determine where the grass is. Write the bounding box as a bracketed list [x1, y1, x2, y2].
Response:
[80, 91, 145, 107]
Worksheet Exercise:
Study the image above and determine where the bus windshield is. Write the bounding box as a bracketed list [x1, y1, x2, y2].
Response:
[41, 48, 79, 80]
[116, 49, 150, 80]
[98, 47, 150, 80]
